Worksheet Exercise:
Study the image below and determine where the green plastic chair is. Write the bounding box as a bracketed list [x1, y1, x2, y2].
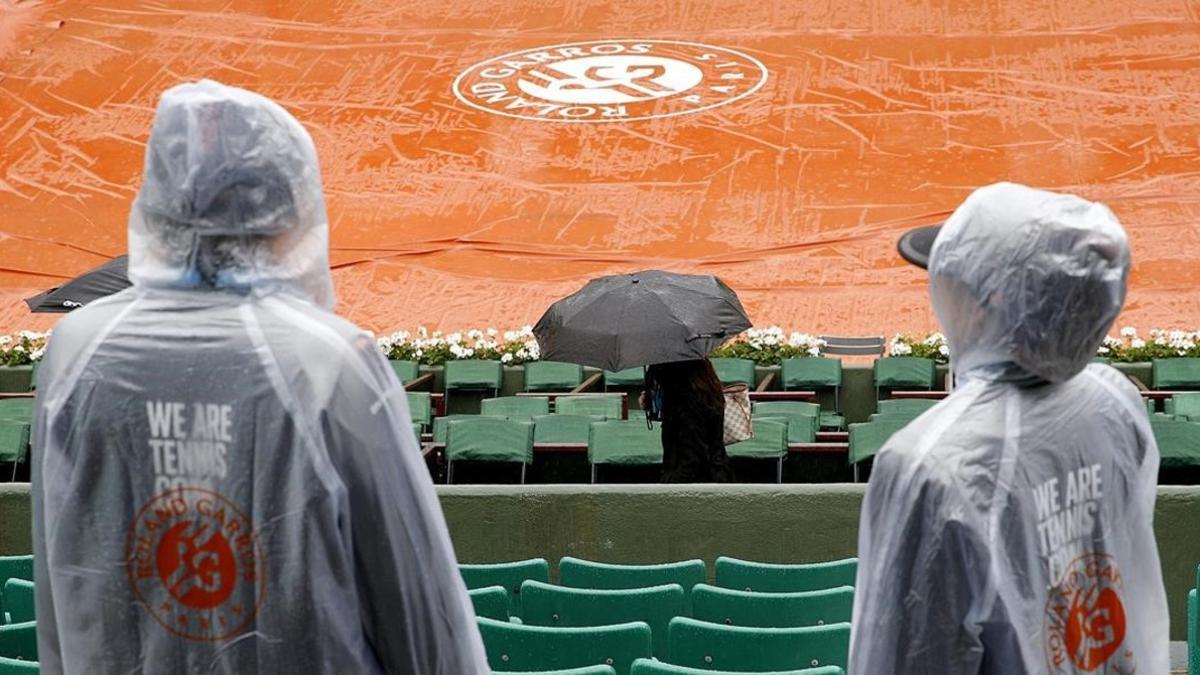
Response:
[631, 659, 843, 675]
[525, 362, 585, 392]
[495, 668, 617, 675]
[1170, 393, 1200, 421]
[751, 404, 818, 444]
[0, 621, 36, 662]
[468, 585, 510, 621]
[534, 414, 605, 444]
[432, 414, 480, 442]
[714, 557, 857, 593]
[727, 419, 788, 483]
[667, 617, 850, 671]
[604, 367, 645, 389]
[0, 557, 33, 626]
[691, 584, 853, 628]
[781, 357, 843, 412]
[559, 557, 706, 614]
[875, 398, 938, 417]
[445, 359, 504, 395]
[0, 422, 29, 468]
[389, 359, 420, 383]
[848, 420, 909, 466]
[1, 580, 34, 624]
[521, 580, 684, 658]
[0, 657, 38, 674]
[444, 418, 534, 483]
[460, 558, 550, 615]
[556, 396, 624, 419]
[1153, 358, 1200, 389]
[873, 357, 936, 391]
[711, 358, 756, 387]
[482, 396, 552, 421]
[477, 617, 652, 675]
[407, 391, 433, 430]
[0, 400, 34, 424]
[588, 421, 663, 482]
[1150, 417, 1200, 468]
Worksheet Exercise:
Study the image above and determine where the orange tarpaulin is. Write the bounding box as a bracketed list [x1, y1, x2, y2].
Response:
[1, 0, 1198, 335]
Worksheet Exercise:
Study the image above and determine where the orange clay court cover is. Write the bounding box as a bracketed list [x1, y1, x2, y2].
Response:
[1, 0, 1199, 335]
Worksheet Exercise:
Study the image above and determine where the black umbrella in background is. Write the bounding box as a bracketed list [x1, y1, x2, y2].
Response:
[533, 270, 752, 372]
[24, 256, 131, 313]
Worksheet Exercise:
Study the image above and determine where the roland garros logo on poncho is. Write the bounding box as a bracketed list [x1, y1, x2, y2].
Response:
[452, 40, 768, 122]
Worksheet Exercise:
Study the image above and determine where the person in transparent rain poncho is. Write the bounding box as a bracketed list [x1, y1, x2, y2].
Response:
[849, 183, 1169, 674]
[31, 80, 489, 674]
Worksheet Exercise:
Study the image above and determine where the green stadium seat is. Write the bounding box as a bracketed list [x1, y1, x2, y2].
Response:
[752, 402, 819, 443]
[482, 396, 552, 420]
[389, 359, 420, 383]
[0, 621, 36, 662]
[521, 580, 684, 658]
[875, 398, 938, 417]
[556, 396, 624, 419]
[727, 419, 788, 482]
[445, 360, 504, 394]
[873, 357, 936, 391]
[468, 585, 510, 621]
[818, 413, 845, 431]
[534, 414, 605, 444]
[691, 584, 853, 628]
[1188, 588, 1198, 675]
[0, 422, 28, 467]
[495, 668, 617, 675]
[525, 362, 585, 392]
[0, 400, 33, 424]
[432, 414, 479, 443]
[604, 368, 645, 389]
[1170, 393, 1200, 420]
[848, 420, 908, 465]
[0, 557, 32, 627]
[460, 558, 550, 615]
[1150, 417, 1200, 468]
[0, 656, 38, 674]
[714, 557, 857, 593]
[477, 617, 652, 675]
[666, 617, 850, 671]
[559, 557, 706, 614]
[711, 358, 756, 387]
[1, 580, 33, 624]
[1153, 358, 1200, 389]
[445, 418, 534, 483]
[588, 421, 663, 482]
[631, 659, 843, 675]
[410, 422, 422, 439]
[407, 391, 432, 430]
[782, 357, 843, 414]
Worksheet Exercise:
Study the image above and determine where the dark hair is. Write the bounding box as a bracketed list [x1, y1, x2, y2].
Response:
[646, 359, 724, 410]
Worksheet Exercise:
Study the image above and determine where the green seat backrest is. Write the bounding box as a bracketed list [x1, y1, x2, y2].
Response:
[711, 358, 756, 387]
[781, 358, 842, 390]
[0, 621, 36, 662]
[588, 421, 663, 466]
[714, 557, 857, 593]
[406, 391, 433, 428]
[876, 398, 938, 417]
[559, 557, 706, 613]
[535, 414, 605, 444]
[0, 422, 29, 465]
[667, 617, 850, 671]
[521, 580, 684, 658]
[727, 419, 788, 459]
[1, 580, 34, 624]
[446, 418, 534, 464]
[692, 584, 854, 628]
[1150, 417, 1200, 468]
[631, 658, 843, 675]
[460, 558, 550, 615]
[0, 656, 39, 674]
[0, 400, 34, 423]
[818, 412, 845, 431]
[1187, 588, 1198, 675]
[867, 413, 920, 424]
[468, 585, 510, 621]
[1171, 393, 1200, 420]
[556, 396, 623, 419]
[477, 617, 652, 675]
[432, 414, 480, 443]
[389, 359, 420, 383]
[482, 396, 552, 421]
[848, 420, 908, 464]
[495, 668, 618, 675]
[873, 357, 936, 389]
[525, 362, 585, 392]
[1154, 358, 1200, 389]
[604, 368, 645, 388]
[753, 401, 820, 417]
[0, 557, 33, 626]
[445, 360, 504, 391]
[752, 410, 817, 444]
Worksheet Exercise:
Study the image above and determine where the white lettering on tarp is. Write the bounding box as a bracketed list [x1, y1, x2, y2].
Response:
[146, 400, 231, 494]
[1033, 464, 1103, 579]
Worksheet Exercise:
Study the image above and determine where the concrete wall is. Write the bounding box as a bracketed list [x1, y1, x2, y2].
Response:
[2, 483, 1197, 639]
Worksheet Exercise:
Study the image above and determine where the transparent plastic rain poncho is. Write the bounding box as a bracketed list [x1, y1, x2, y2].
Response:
[849, 183, 1169, 674]
[31, 80, 488, 674]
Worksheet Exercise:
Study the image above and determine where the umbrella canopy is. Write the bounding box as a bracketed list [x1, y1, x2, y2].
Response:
[897, 224, 942, 269]
[533, 270, 752, 371]
[25, 256, 131, 312]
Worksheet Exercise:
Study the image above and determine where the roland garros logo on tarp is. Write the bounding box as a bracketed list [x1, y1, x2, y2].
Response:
[453, 40, 768, 122]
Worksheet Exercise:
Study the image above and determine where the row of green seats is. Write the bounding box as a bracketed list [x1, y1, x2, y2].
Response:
[0, 557, 33, 628]
[0, 400, 33, 469]
[408, 394, 626, 430]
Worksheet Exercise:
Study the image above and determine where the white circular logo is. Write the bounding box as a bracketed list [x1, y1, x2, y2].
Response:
[453, 40, 768, 123]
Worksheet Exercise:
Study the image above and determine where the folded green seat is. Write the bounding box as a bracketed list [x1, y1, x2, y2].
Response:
[588, 421, 663, 482]
[714, 557, 857, 593]
[468, 585, 510, 621]
[873, 356, 936, 391]
[666, 617, 849, 672]
[0, 621, 36, 662]
[389, 359, 419, 383]
[559, 557, 706, 613]
[524, 361, 585, 392]
[477, 617, 651, 675]
[847, 420, 908, 465]
[0, 557, 33, 628]
[631, 659, 843, 675]
[710, 358, 756, 387]
[534, 414, 606, 444]
[482, 396, 551, 421]
[1, 580, 34, 624]
[691, 584, 853, 628]
[445, 417, 534, 484]
[0, 656, 39, 674]
[460, 558, 549, 615]
[726, 419, 788, 483]
[494, 668, 616, 675]
[555, 395, 624, 419]
[604, 367, 645, 389]
[521, 580, 684, 658]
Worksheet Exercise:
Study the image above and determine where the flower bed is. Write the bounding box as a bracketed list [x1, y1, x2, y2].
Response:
[0, 332, 49, 366]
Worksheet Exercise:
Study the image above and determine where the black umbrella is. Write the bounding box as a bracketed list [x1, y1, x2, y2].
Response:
[25, 256, 131, 312]
[533, 270, 752, 371]
[897, 224, 942, 269]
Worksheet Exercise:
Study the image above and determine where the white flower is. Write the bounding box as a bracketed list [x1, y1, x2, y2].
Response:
[0, 336, 11, 346]
[1131, 338, 1146, 349]
[807, 347, 821, 357]
[938, 345, 950, 356]
[501, 353, 514, 364]
[487, 328, 498, 337]
[1120, 326, 1137, 337]
[1097, 346, 1110, 355]
[30, 347, 45, 361]
[891, 342, 913, 356]
[467, 329, 484, 340]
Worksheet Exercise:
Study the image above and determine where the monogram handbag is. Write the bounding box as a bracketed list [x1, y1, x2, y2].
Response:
[722, 383, 753, 445]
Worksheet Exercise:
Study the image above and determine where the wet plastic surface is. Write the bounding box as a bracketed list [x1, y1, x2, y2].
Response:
[1, 1, 1199, 333]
